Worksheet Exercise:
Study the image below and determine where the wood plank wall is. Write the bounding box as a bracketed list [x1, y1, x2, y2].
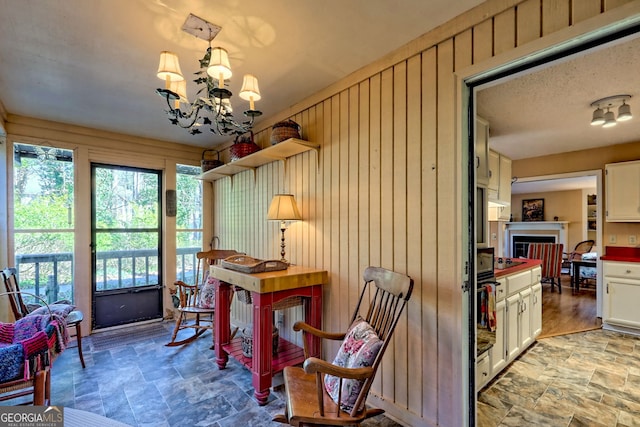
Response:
[212, 1, 634, 425]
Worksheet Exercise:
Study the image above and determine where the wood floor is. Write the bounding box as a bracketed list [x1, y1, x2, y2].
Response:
[538, 274, 601, 339]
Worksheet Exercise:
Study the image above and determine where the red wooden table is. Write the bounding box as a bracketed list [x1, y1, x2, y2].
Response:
[210, 265, 327, 405]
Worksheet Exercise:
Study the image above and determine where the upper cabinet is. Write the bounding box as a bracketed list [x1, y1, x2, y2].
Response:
[605, 160, 640, 222]
[487, 150, 512, 221]
[197, 138, 319, 182]
[476, 117, 490, 186]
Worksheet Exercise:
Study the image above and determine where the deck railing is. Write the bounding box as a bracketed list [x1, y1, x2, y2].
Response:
[14, 247, 200, 303]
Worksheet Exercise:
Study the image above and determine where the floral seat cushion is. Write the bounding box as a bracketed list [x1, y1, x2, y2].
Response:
[323, 317, 382, 412]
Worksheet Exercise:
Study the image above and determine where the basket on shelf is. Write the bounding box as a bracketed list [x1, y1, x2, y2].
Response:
[229, 131, 261, 161]
[270, 119, 301, 145]
[241, 325, 279, 358]
[201, 149, 223, 172]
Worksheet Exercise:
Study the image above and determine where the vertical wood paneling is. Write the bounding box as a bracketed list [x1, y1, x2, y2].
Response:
[473, 19, 493, 64]
[338, 90, 350, 328]
[436, 38, 461, 427]
[379, 67, 395, 398]
[494, 9, 516, 56]
[358, 80, 371, 279]
[516, 0, 541, 46]
[421, 46, 439, 420]
[348, 86, 360, 320]
[368, 72, 383, 394]
[405, 53, 423, 415]
[604, 0, 633, 11]
[210, 1, 624, 424]
[542, 0, 571, 35]
[573, 0, 602, 23]
[392, 60, 408, 408]
[455, 29, 473, 71]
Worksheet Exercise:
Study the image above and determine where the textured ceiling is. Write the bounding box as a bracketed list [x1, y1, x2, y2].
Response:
[478, 34, 640, 161]
[0, 0, 483, 148]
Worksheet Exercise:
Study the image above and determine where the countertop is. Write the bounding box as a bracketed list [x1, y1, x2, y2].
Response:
[601, 246, 640, 262]
[494, 258, 542, 278]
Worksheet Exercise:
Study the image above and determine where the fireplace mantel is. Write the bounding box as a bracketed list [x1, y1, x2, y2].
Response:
[504, 221, 569, 257]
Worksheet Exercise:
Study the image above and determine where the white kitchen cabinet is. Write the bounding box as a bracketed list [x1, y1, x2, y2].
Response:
[487, 150, 512, 221]
[603, 261, 640, 329]
[605, 160, 640, 222]
[476, 352, 491, 392]
[531, 283, 542, 338]
[506, 287, 532, 360]
[490, 278, 507, 375]
[476, 117, 490, 186]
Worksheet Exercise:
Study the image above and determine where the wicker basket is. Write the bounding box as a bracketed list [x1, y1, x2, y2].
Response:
[241, 326, 279, 358]
[229, 131, 260, 161]
[270, 119, 301, 145]
[201, 149, 223, 172]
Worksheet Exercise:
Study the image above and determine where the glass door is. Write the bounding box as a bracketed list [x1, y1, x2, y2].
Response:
[91, 164, 163, 329]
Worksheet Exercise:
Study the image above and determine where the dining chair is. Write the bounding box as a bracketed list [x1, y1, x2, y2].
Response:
[527, 243, 564, 293]
[273, 266, 414, 426]
[561, 239, 595, 275]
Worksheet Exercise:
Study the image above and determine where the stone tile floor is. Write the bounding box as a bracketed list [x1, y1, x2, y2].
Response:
[2, 321, 403, 427]
[478, 328, 640, 426]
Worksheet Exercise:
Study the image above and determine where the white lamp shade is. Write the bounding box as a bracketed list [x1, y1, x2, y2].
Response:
[169, 79, 188, 103]
[207, 47, 232, 80]
[267, 194, 302, 221]
[239, 74, 261, 101]
[603, 109, 617, 128]
[618, 102, 632, 121]
[157, 51, 184, 82]
[590, 107, 605, 126]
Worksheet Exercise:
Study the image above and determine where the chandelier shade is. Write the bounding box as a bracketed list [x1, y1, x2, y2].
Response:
[155, 14, 262, 136]
[157, 51, 184, 86]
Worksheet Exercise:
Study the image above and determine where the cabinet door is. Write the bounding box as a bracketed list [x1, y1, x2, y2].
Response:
[476, 118, 490, 186]
[488, 150, 499, 193]
[531, 283, 542, 338]
[606, 161, 640, 222]
[498, 155, 512, 214]
[519, 288, 533, 349]
[476, 353, 491, 391]
[603, 276, 640, 329]
[491, 298, 507, 374]
[506, 294, 520, 360]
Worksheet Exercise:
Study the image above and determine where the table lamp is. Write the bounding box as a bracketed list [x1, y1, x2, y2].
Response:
[267, 194, 302, 263]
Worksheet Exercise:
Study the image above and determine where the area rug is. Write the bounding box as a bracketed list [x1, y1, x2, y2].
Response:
[90, 322, 169, 351]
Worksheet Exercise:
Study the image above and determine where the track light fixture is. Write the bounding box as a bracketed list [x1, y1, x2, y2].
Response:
[590, 95, 632, 128]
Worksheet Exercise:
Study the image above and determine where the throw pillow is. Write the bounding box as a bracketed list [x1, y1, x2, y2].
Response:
[324, 317, 383, 412]
[29, 303, 76, 318]
[198, 275, 217, 309]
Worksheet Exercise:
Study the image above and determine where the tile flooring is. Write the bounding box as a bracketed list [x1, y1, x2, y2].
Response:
[3, 321, 402, 427]
[478, 328, 640, 426]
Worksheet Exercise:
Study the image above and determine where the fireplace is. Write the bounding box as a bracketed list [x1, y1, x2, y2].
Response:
[504, 221, 569, 258]
[512, 235, 556, 258]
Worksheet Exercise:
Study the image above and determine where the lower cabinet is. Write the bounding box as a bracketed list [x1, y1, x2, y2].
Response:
[478, 266, 542, 391]
[603, 261, 640, 330]
[490, 278, 507, 375]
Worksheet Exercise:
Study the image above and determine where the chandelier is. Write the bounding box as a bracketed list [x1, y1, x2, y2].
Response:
[156, 14, 262, 136]
[590, 94, 632, 128]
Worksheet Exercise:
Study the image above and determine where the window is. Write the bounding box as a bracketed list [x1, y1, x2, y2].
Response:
[176, 164, 202, 283]
[13, 143, 75, 304]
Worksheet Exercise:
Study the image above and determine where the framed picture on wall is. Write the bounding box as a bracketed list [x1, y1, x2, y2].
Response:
[522, 198, 544, 222]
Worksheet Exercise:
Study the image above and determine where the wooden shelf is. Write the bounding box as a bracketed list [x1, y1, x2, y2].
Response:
[197, 138, 319, 182]
[222, 336, 305, 374]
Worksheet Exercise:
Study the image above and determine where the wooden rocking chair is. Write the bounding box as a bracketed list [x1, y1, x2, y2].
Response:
[166, 249, 240, 348]
[274, 266, 414, 426]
